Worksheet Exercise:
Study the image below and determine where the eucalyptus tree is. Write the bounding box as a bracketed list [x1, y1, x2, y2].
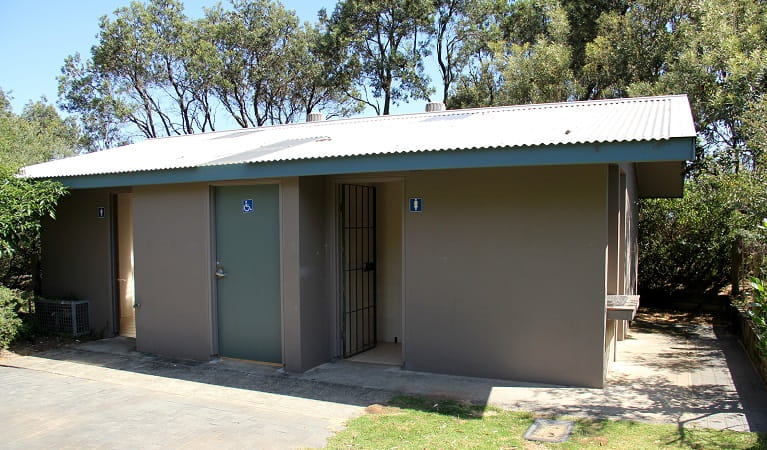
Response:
[0, 88, 82, 169]
[433, 0, 471, 106]
[742, 95, 767, 173]
[626, 0, 767, 174]
[202, 0, 303, 127]
[282, 24, 363, 121]
[495, 0, 580, 104]
[143, 0, 216, 134]
[59, 0, 214, 146]
[581, 0, 689, 99]
[89, 0, 206, 137]
[321, 0, 435, 115]
[450, 0, 579, 107]
[58, 53, 132, 151]
[559, 0, 628, 98]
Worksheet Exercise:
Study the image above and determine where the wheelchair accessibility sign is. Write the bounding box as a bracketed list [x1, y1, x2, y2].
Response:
[242, 199, 254, 213]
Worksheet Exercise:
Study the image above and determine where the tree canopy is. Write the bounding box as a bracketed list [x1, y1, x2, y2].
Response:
[319, 0, 434, 115]
[0, 88, 82, 170]
[0, 88, 72, 289]
[5, 0, 767, 297]
[59, 0, 361, 149]
[50, 0, 766, 177]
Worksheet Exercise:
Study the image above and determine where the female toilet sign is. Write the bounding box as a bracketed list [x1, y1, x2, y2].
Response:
[242, 199, 254, 213]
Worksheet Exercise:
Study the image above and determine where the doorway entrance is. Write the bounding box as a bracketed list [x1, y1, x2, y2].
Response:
[115, 193, 136, 338]
[214, 184, 281, 363]
[338, 184, 377, 357]
[338, 181, 403, 365]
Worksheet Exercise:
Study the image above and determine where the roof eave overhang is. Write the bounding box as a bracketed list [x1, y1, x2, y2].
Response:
[635, 160, 687, 198]
[44, 137, 695, 191]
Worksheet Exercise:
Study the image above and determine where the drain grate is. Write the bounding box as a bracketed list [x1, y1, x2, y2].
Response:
[522, 418, 574, 443]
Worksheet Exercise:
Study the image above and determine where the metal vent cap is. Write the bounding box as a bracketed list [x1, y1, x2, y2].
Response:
[425, 102, 446, 112]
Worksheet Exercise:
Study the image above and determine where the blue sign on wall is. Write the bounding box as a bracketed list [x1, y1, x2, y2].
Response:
[242, 199, 254, 213]
[409, 197, 423, 213]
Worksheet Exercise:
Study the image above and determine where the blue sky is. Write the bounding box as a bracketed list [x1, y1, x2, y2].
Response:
[0, 0, 428, 124]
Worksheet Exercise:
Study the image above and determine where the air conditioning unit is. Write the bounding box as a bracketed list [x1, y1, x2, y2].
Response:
[34, 299, 90, 336]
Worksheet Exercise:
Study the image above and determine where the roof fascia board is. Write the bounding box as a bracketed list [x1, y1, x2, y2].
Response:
[51, 138, 695, 189]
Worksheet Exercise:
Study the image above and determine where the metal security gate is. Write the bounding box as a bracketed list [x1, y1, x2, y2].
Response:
[339, 184, 377, 358]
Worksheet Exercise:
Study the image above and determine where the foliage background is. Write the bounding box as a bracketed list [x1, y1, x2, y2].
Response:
[0, 89, 70, 348]
[4, 0, 767, 347]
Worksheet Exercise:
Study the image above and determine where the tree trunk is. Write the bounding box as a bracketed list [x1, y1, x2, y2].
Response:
[731, 235, 743, 296]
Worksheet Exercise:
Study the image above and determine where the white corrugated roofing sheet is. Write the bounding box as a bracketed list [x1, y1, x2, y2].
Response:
[21, 95, 696, 179]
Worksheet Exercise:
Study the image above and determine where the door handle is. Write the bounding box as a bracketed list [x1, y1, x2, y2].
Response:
[215, 261, 226, 279]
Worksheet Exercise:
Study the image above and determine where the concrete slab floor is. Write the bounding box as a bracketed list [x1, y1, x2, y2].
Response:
[346, 342, 402, 366]
[1, 311, 766, 449]
[303, 314, 767, 432]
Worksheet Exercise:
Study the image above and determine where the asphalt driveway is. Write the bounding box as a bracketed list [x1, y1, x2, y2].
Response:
[0, 350, 390, 449]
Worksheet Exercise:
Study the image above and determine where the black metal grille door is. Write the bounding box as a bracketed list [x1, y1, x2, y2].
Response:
[339, 184, 377, 358]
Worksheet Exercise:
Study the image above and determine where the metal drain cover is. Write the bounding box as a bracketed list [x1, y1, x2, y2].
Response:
[522, 418, 574, 443]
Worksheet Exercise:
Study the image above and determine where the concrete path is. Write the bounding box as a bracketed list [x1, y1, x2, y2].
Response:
[302, 313, 767, 432]
[1, 310, 766, 449]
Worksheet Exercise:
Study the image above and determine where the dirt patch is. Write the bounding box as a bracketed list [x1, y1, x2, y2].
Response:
[365, 404, 403, 415]
[2, 334, 92, 359]
[631, 307, 716, 338]
[635, 307, 714, 326]
[580, 436, 609, 446]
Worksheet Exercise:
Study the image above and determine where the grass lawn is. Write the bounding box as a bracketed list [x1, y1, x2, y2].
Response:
[326, 396, 767, 449]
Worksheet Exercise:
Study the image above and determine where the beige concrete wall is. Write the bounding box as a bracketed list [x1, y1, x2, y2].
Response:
[281, 176, 334, 372]
[132, 184, 213, 360]
[42, 164, 620, 387]
[375, 182, 403, 343]
[607, 166, 621, 295]
[281, 178, 301, 370]
[604, 164, 639, 367]
[621, 163, 639, 296]
[298, 176, 332, 369]
[604, 166, 620, 372]
[403, 165, 609, 387]
[604, 318, 616, 366]
[41, 189, 116, 337]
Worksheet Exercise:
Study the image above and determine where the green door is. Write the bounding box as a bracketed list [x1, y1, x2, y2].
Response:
[215, 185, 281, 363]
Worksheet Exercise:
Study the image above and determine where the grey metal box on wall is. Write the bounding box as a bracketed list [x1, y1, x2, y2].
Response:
[34, 299, 90, 336]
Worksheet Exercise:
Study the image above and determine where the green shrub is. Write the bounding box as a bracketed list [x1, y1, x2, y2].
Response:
[743, 219, 767, 356]
[638, 173, 767, 297]
[747, 277, 767, 356]
[0, 286, 22, 349]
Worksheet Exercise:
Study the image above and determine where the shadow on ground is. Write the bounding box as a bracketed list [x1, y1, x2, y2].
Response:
[3, 305, 767, 432]
[712, 319, 767, 432]
[6, 341, 396, 408]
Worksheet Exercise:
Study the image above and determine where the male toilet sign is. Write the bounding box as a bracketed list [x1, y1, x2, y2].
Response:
[242, 199, 254, 213]
[409, 197, 423, 213]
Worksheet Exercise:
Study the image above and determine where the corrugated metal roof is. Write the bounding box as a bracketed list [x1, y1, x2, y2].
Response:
[20, 95, 696, 179]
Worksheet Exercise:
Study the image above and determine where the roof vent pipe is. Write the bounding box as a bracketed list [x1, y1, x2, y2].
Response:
[306, 112, 325, 122]
[425, 102, 446, 112]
